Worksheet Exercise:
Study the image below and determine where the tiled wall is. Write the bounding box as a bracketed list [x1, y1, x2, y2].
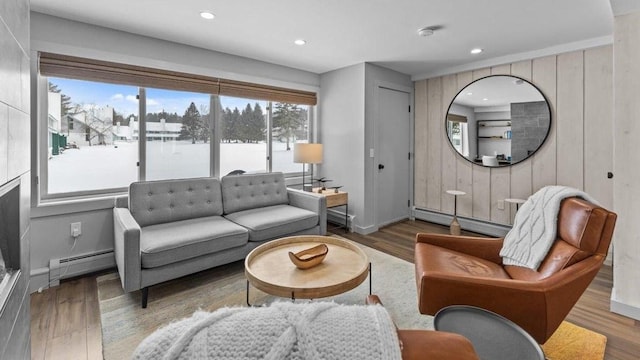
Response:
[0, 0, 31, 358]
[510, 101, 550, 163]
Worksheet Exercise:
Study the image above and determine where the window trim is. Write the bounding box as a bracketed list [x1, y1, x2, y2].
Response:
[39, 74, 313, 200]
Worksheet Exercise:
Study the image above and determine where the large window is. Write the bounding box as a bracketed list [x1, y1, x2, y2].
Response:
[39, 53, 316, 199]
[219, 98, 269, 175]
[145, 88, 212, 181]
[271, 102, 310, 174]
[46, 77, 139, 194]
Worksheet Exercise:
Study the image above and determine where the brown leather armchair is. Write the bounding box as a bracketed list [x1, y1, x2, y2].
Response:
[414, 198, 616, 343]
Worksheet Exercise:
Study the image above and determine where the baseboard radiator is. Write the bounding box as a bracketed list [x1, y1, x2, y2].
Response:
[413, 207, 511, 237]
[49, 249, 115, 287]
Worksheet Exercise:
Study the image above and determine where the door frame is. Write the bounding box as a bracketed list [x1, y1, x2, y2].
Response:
[372, 81, 414, 230]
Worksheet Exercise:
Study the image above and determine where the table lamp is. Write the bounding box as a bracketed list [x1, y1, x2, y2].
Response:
[293, 143, 323, 191]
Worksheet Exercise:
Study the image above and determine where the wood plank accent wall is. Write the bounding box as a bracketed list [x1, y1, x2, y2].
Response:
[414, 46, 613, 225]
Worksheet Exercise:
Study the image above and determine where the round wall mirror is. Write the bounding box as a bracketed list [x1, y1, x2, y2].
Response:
[445, 75, 551, 167]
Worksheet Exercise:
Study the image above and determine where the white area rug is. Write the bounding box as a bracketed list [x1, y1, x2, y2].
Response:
[97, 240, 432, 359]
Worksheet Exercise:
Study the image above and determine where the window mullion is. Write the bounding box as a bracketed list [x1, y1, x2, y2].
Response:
[139, 87, 147, 181]
[267, 101, 273, 172]
[211, 95, 220, 178]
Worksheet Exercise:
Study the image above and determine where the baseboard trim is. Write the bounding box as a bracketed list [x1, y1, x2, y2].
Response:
[610, 296, 640, 321]
[413, 207, 511, 237]
[354, 224, 378, 235]
[29, 268, 50, 293]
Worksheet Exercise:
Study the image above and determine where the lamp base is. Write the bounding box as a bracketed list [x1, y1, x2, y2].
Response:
[303, 185, 313, 192]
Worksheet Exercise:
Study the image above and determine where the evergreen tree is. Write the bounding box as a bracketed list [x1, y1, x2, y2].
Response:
[179, 102, 202, 144]
[250, 103, 266, 143]
[48, 82, 72, 116]
[272, 103, 304, 150]
[221, 108, 232, 142]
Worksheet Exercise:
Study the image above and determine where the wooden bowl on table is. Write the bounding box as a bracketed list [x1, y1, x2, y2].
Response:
[288, 243, 329, 269]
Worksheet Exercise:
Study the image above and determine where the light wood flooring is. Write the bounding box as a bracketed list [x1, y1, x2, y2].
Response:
[30, 219, 640, 360]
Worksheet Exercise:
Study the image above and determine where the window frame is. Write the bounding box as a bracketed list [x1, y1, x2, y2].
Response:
[38, 53, 316, 201]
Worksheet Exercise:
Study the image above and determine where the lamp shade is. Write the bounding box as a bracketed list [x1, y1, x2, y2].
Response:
[293, 143, 323, 164]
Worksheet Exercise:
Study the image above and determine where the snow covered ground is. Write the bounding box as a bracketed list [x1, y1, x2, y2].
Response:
[48, 141, 300, 194]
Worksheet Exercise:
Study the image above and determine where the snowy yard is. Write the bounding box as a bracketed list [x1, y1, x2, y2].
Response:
[48, 141, 300, 194]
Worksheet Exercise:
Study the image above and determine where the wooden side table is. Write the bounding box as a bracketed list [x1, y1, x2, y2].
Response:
[312, 188, 349, 232]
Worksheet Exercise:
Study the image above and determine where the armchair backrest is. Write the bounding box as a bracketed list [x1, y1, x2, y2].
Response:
[505, 198, 616, 281]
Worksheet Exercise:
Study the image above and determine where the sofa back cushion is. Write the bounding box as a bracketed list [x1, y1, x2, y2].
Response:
[129, 177, 223, 227]
[221, 172, 288, 214]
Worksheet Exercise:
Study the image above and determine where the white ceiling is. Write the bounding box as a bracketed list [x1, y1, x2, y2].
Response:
[30, 0, 614, 78]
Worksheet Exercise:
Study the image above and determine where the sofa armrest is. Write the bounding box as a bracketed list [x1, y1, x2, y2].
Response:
[114, 194, 128, 209]
[113, 207, 142, 292]
[288, 188, 327, 235]
[416, 233, 504, 264]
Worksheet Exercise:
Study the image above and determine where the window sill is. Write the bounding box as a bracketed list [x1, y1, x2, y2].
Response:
[32, 193, 126, 218]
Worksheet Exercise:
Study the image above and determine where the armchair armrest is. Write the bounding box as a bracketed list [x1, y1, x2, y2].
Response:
[113, 207, 142, 292]
[416, 233, 504, 264]
[288, 188, 327, 235]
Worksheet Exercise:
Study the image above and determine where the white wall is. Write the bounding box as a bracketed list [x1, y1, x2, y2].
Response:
[30, 12, 319, 91]
[611, 9, 640, 321]
[318, 63, 411, 234]
[29, 12, 321, 291]
[318, 64, 366, 231]
[363, 63, 413, 231]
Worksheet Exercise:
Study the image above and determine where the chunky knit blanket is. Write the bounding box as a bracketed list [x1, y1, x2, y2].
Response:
[133, 302, 402, 360]
[500, 185, 597, 270]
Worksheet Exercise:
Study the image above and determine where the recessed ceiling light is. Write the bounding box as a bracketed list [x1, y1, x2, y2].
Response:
[200, 11, 215, 20]
[294, 39, 307, 46]
[466, 92, 473, 96]
[482, 98, 489, 101]
[470, 48, 483, 54]
[417, 26, 435, 37]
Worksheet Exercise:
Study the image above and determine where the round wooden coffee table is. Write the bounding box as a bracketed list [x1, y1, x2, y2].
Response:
[245, 235, 370, 305]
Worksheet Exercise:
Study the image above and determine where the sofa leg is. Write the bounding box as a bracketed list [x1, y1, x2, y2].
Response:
[141, 287, 149, 308]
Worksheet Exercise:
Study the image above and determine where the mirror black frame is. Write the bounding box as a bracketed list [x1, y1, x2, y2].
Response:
[445, 75, 552, 167]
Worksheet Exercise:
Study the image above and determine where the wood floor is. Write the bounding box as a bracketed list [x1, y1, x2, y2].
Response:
[30, 219, 640, 360]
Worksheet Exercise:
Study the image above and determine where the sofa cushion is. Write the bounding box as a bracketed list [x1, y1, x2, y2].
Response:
[224, 204, 318, 241]
[221, 172, 288, 214]
[129, 177, 223, 227]
[140, 216, 248, 268]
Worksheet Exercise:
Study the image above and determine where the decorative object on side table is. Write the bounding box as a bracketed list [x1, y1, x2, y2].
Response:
[288, 243, 329, 269]
[446, 190, 466, 235]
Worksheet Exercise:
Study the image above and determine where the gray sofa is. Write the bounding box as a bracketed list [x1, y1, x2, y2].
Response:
[113, 172, 326, 307]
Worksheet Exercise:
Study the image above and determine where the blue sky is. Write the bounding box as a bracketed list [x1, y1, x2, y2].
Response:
[50, 77, 266, 118]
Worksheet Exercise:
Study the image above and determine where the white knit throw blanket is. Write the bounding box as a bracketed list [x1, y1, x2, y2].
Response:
[500, 185, 598, 270]
[132, 302, 402, 360]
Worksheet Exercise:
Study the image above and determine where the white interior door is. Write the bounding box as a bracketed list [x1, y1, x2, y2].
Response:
[376, 87, 411, 227]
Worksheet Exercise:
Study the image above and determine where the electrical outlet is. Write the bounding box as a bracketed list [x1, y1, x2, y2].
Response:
[71, 222, 82, 237]
[497, 200, 505, 210]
